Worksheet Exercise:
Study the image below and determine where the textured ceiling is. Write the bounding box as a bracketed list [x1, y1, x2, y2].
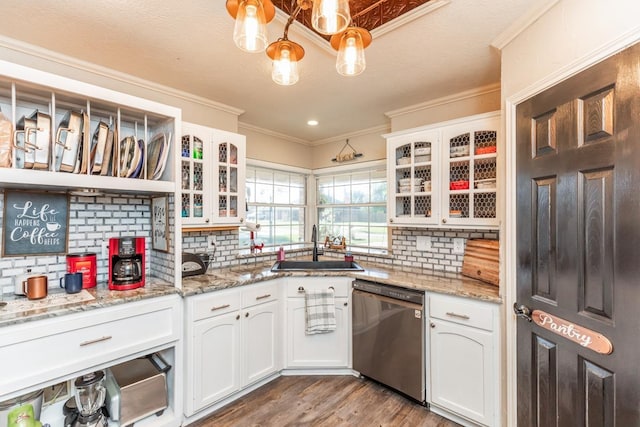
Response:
[272, 0, 432, 37]
[0, 0, 534, 144]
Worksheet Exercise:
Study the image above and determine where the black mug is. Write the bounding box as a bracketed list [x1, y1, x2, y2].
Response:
[60, 272, 83, 294]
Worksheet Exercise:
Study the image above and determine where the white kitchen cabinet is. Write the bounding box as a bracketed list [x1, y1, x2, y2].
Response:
[427, 293, 499, 427]
[181, 122, 246, 227]
[386, 111, 499, 229]
[0, 60, 179, 194]
[185, 280, 282, 416]
[0, 295, 183, 427]
[285, 277, 351, 369]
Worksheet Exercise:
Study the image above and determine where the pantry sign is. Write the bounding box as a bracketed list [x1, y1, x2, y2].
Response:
[2, 190, 69, 256]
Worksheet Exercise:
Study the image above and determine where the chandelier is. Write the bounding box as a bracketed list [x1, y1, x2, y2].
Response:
[226, 0, 372, 86]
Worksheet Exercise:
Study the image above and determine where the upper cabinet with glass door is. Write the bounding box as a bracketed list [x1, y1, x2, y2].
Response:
[181, 122, 246, 228]
[385, 111, 499, 229]
[386, 130, 441, 226]
[0, 60, 179, 193]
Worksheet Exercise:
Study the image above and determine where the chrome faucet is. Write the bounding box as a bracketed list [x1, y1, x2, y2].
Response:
[312, 224, 319, 262]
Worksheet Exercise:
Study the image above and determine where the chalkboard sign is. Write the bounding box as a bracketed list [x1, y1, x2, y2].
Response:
[2, 190, 69, 256]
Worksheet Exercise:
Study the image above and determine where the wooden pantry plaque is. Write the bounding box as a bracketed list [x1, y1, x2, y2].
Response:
[532, 309, 613, 355]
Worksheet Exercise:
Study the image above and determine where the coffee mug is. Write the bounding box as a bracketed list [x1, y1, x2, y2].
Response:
[23, 275, 48, 300]
[60, 272, 83, 294]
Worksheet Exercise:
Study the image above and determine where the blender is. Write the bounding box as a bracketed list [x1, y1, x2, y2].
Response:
[64, 371, 108, 427]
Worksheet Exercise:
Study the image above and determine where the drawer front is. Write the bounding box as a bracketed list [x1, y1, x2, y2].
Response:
[286, 277, 351, 298]
[429, 293, 494, 331]
[0, 297, 179, 399]
[242, 281, 280, 307]
[191, 289, 241, 321]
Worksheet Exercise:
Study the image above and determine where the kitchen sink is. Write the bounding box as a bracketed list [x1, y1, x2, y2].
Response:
[271, 260, 364, 272]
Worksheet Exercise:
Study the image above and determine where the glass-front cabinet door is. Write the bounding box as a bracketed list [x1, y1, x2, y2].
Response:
[387, 130, 440, 226]
[214, 132, 246, 224]
[181, 125, 211, 225]
[442, 117, 498, 227]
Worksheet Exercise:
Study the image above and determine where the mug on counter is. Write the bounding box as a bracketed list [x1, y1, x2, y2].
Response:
[23, 275, 48, 300]
[60, 272, 83, 294]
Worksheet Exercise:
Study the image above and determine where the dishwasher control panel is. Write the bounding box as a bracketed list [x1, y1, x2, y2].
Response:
[353, 280, 424, 305]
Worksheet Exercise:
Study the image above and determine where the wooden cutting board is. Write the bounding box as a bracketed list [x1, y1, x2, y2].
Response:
[461, 239, 500, 286]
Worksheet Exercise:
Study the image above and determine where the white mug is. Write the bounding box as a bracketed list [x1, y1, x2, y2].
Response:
[14, 270, 31, 295]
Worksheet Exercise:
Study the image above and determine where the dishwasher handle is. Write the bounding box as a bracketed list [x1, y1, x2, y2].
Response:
[353, 289, 423, 311]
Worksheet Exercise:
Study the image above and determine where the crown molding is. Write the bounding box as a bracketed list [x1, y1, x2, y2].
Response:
[0, 35, 245, 116]
[238, 121, 312, 145]
[311, 124, 390, 146]
[372, 0, 451, 39]
[491, 0, 561, 50]
[384, 83, 500, 118]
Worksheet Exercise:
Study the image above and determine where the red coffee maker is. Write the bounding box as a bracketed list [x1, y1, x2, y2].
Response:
[108, 237, 145, 290]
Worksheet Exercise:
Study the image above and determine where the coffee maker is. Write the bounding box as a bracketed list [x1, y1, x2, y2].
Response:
[108, 237, 145, 290]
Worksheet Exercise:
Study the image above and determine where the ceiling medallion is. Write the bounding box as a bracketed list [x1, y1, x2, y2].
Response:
[226, 0, 372, 85]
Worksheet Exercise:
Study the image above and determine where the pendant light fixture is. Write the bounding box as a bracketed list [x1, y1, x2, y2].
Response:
[226, 0, 276, 53]
[311, 0, 350, 35]
[227, 0, 372, 85]
[330, 26, 372, 76]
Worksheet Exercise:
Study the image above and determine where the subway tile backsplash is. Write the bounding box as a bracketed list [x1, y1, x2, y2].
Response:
[0, 192, 175, 295]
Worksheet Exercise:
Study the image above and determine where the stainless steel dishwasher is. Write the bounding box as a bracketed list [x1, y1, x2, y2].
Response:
[352, 279, 425, 402]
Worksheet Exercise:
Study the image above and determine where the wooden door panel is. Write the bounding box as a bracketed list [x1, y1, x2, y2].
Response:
[579, 168, 614, 321]
[517, 42, 640, 426]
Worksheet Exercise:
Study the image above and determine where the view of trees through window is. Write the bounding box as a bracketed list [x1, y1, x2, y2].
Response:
[243, 166, 307, 249]
[317, 168, 388, 250]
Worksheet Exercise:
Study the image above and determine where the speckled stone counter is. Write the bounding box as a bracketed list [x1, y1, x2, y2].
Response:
[182, 258, 502, 303]
[0, 277, 179, 327]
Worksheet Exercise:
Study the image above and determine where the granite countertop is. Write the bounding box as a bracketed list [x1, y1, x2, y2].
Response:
[1, 258, 501, 328]
[182, 258, 502, 303]
[0, 277, 179, 328]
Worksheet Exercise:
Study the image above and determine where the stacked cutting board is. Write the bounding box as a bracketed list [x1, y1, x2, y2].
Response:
[461, 239, 500, 286]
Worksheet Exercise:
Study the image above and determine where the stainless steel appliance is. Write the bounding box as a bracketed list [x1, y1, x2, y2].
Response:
[64, 371, 108, 427]
[352, 280, 425, 402]
[181, 252, 209, 277]
[104, 353, 170, 426]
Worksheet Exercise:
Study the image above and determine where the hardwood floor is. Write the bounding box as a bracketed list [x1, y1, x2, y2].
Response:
[190, 375, 460, 427]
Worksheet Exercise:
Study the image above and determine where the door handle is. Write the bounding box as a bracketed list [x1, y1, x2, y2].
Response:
[513, 303, 533, 322]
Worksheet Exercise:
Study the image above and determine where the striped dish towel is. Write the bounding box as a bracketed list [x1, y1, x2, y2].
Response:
[305, 288, 336, 335]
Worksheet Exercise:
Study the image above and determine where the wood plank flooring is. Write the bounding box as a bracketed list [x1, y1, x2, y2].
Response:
[190, 375, 460, 427]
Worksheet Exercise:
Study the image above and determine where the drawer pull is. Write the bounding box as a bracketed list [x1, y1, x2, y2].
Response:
[79, 336, 112, 347]
[211, 304, 231, 311]
[256, 294, 272, 300]
[446, 312, 470, 320]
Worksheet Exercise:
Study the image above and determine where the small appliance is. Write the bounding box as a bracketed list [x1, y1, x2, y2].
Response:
[108, 237, 145, 290]
[181, 252, 209, 277]
[104, 353, 170, 426]
[63, 371, 108, 427]
[66, 253, 97, 289]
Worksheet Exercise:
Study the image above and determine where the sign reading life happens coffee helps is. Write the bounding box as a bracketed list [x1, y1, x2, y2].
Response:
[2, 190, 69, 256]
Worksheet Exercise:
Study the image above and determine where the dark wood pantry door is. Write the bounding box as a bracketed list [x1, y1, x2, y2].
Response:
[515, 42, 640, 426]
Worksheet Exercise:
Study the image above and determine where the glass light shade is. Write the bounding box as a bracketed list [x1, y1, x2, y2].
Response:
[269, 41, 302, 86]
[311, 0, 350, 35]
[336, 29, 366, 76]
[233, 0, 269, 53]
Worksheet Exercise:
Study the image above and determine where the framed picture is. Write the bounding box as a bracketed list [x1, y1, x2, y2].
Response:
[151, 196, 169, 252]
[2, 190, 69, 256]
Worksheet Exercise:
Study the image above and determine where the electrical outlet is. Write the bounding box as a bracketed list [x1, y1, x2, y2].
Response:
[101, 241, 109, 258]
[207, 235, 216, 249]
[416, 236, 432, 251]
[452, 238, 465, 254]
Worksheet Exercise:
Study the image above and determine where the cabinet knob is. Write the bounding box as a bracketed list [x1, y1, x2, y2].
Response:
[343, 302, 348, 307]
[239, 218, 244, 223]
[236, 314, 240, 320]
[389, 218, 394, 223]
[430, 322, 436, 328]
[205, 218, 210, 223]
[245, 312, 249, 318]
[442, 218, 447, 224]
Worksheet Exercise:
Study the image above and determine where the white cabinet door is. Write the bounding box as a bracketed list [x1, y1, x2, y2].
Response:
[181, 122, 246, 227]
[286, 297, 349, 368]
[429, 318, 494, 426]
[192, 310, 242, 410]
[243, 300, 280, 385]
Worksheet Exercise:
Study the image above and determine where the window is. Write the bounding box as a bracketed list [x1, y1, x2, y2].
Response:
[317, 167, 388, 251]
[244, 165, 307, 248]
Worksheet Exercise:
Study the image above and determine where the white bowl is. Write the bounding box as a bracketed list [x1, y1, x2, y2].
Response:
[415, 154, 431, 163]
[415, 147, 431, 155]
[398, 177, 422, 186]
[397, 157, 411, 165]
